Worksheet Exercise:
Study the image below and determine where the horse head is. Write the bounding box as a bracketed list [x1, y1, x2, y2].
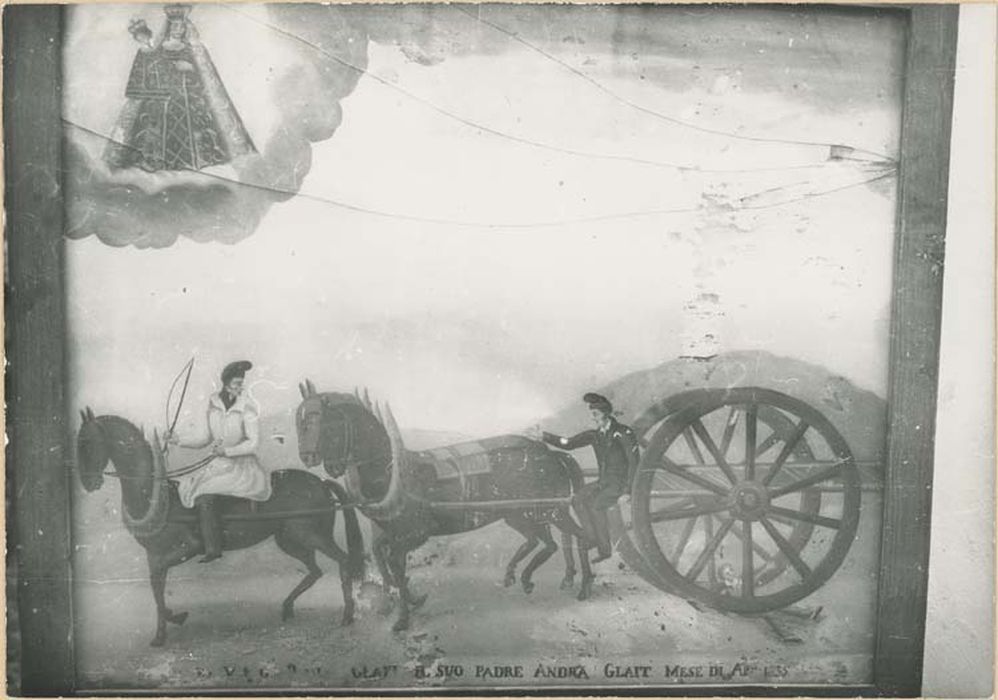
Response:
[296, 379, 364, 476]
[77, 408, 170, 537]
[76, 406, 108, 492]
[295, 380, 397, 478]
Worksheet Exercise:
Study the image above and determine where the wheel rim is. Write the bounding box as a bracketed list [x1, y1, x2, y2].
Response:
[631, 388, 861, 614]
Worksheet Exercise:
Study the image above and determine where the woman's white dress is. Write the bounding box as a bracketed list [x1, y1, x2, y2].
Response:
[175, 392, 272, 508]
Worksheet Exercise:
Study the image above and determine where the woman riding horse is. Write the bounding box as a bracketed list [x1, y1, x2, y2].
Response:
[77, 392, 364, 646]
[167, 360, 270, 562]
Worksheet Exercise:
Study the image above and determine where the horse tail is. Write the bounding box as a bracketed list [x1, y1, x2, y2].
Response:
[324, 479, 366, 580]
[551, 450, 586, 557]
[553, 451, 586, 496]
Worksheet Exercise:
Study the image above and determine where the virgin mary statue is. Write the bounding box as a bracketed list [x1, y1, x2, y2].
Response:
[104, 5, 256, 173]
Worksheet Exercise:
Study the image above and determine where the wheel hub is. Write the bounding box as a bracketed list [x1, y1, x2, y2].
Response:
[729, 481, 770, 520]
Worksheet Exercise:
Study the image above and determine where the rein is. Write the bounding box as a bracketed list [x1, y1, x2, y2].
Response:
[163, 499, 374, 522]
[103, 454, 214, 481]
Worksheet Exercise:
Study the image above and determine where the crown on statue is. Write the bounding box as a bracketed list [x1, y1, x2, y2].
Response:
[164, 4, 192, 20]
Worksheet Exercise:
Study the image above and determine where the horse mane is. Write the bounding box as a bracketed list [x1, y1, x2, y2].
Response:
[97, 415, 153, 464]
[318, 392, 364, 409]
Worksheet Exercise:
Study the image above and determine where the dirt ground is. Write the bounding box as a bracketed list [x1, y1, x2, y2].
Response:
[73, 493, 881, 692]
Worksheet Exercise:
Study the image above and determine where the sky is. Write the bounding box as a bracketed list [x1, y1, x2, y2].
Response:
[64, 4, 905, 437]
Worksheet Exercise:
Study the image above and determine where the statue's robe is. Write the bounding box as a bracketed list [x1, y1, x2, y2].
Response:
[104, 37, 255, 173]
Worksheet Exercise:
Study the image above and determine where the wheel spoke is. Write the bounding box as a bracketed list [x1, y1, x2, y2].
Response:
[682, 428, 706, 465]
[655, 496, 696, 510]
[767, 511, 798, 528]
[651, 500, 730, 523]
[690, 419, 739, 484]
[704, 513, 718, 586]
[769, 460, 847, 497]
[741, 521, 755, 598]
[768, 505, 842, 530]
[727, 519, 776, 563]
[659, 457, 729, 496]
[672, 515, 699, 561]
[685, 517, 733, 582]
[761, 420, 810, 486]
[744, 403, 758, 481]
[718, 407, 740, 458]
[755, 430, 781, 459]
[760, 517, 813, 580]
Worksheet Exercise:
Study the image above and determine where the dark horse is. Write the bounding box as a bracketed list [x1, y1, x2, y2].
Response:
[75, 407, 364, 646]
[294, 380, 595, 632]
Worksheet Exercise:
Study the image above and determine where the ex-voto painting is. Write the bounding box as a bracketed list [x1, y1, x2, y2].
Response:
[49, 1, 918, 693]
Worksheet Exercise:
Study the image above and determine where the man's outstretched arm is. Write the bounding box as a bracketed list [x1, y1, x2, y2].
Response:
[542, 430, 596, 451]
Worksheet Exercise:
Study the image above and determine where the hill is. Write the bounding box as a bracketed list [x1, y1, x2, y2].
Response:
[536, 350, 886, 471]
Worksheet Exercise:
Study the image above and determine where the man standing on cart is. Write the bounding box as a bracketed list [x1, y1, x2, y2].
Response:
[541, 393, 640, 564]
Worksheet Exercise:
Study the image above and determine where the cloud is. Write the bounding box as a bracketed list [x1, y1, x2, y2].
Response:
[63, 4, 368, 248]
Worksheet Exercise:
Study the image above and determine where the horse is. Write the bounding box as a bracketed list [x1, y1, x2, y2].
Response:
[294, 380, 596, 632]
[75, 407, 365, 647]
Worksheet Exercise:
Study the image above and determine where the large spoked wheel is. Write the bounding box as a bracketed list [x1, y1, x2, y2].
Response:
[631, 388, 861, 614]
[610, 399, 821, 595]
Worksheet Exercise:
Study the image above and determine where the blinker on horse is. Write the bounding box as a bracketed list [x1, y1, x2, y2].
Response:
[75, 407, 365, 647]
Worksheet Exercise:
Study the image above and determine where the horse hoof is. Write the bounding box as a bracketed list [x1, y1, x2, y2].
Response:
[169, 612, 188, 626]
[503, 573, 516, 588]
[560, 577, 575, 591]
[577, 580, 594, 601]
[342, 614, 355, 627]
[150, 636, 165, 648]
[408, 592, 428, 610]
[392, 619, 410, 632]
[282, 607, 294, 622]
[522, 580, 535, 595]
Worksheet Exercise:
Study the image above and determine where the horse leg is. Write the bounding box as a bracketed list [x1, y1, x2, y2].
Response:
[147, 544, 197, 647]
[274, 534, 323, 622]
[387, 545, 414, 632]
[373, 529, 394, 586]
[520, 524, 558, 595]
[372, 532, 395, 616]
[292, 521, 357, 626]
[553, 511, 595, 601]
[378, 534, 426, 611]
[577, 532, 595, 601]
[403, 584, 428, 610]
[502, 516, 539, 588]
[559, 526, 577, 590]
[572, 484, 601, 550]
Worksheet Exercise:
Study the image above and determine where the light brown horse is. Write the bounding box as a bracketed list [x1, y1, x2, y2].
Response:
[295, 382, 595, 632]
[75, 407, 364, 646]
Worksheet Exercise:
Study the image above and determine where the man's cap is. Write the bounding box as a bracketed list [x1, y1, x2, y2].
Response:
[221, 360, 252, 385]
[583, 392, 613, 413]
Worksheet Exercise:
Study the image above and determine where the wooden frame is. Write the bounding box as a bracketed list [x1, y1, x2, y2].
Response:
[3, 3, 958, 696]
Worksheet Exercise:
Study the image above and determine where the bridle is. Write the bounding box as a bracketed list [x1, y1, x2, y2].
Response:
[320, 401, 356, 471]
[312, 400, 391, 475]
